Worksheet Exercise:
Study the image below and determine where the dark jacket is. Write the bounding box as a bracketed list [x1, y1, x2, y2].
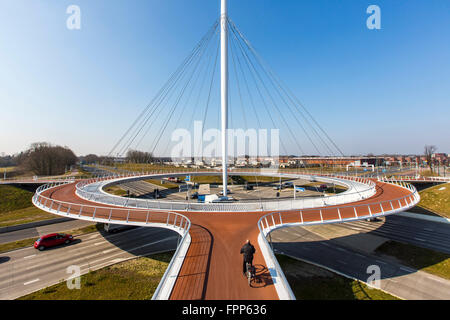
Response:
[240, 243, 255, 261]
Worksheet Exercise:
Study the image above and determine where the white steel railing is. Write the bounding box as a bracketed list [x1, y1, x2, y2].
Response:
[74, 172, 377, 212]
[256, 180, 419, 300]
[32, 181, 191, 300]
[256, 215, 296, 300]
[33, 182, 190, 234]
[0, 176, 79, 183]
[380, 175, 450, 182]
[258, 180, 419, 234]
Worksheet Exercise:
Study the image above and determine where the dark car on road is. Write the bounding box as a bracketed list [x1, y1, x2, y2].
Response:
[34, 233, 74, 251]
[190, 192, 199, 199]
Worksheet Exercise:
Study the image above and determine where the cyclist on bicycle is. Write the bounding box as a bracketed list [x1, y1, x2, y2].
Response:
[240, 240, 255, 275]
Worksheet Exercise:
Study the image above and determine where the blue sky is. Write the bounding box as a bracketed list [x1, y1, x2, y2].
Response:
[0, 0, 449, 157]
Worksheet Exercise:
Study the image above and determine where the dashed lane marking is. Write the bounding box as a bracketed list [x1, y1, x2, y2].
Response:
[24, 279, 39, 286]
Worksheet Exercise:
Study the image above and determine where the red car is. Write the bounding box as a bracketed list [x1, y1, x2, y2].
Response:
[34, 233, 74, 251]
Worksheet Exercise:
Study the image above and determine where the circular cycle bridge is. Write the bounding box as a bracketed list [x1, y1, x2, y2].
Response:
[31, 170, 420, 300]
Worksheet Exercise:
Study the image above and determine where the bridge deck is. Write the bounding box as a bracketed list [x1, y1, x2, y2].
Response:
[40, 180, 412, 300]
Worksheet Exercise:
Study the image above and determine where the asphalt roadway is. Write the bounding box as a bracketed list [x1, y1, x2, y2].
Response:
[0, 226, 177, 300]
[270, 221, 450, 299]
[333, 214, 450, 254]
[0, 219, 95, 244]
[118, 178, 327, 202]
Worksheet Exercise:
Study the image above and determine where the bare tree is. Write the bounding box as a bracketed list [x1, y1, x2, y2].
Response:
[19, 142, 77, 176]
[126, 150, 153, 164]
[424, 145, 437, 172]
[81, 154, 99, 165]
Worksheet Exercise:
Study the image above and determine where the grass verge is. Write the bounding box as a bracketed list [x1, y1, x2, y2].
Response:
[375, 240, 450, 280]
[420, 170, 440, 177]
[417, 183, 450, 218]
[0, 185, 56, 227]
[0, 206, 55, 228]
[0, 185, 34, 213]
[0, 166, 17, 173]
[18, 251, 174, 300]
[103, 185, 128, 196]
[191, 175, 232, 184]
[145, 179, 179, 189]
[240, 175, 288, 184]
[276, 254, 399, 300]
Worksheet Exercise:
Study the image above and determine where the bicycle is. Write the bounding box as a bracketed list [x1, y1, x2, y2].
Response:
[246, 262, 255, 286]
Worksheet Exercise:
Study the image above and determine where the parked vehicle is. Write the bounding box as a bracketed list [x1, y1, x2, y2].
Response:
[198, 194, 220, 203]
[212, 196, 235, 202]
[165, 177, 181, 183]
[190, 192, 199, 199]
[34, 233, 74, 251]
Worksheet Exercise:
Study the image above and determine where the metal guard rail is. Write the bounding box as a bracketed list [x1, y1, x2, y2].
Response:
[73, 172, 377, 212]
[380, 175, 450, 182]
[258, 180, 419, 234]
[256, 179, 419, 300]
[32, 181, 191, 300]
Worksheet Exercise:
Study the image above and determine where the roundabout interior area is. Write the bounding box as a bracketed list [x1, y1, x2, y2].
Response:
[103, 173, 349, 202]
[74, 171, 376, 212]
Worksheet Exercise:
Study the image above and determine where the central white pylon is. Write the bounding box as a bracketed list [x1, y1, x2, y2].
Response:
[220, 0, 228, 197]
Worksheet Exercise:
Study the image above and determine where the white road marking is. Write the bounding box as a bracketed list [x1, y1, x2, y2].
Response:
[24, 279, 39, 286]
[336, 247, 346, 252]
[355, 253, 365, 258]
[111, 258, 126, 264]
[87, 234, 99, 240]
[23, 254, 36, 259]
[414, 238, 426, 242]
[400, 266, 415, 273]
[102, 248, 117, 254]
[80, 236, 177, 268]
[337, 260, 347, 265]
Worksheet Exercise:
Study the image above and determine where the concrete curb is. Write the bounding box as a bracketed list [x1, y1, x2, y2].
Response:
[398, 211, 450, 224]
[0, 217, 74, 234]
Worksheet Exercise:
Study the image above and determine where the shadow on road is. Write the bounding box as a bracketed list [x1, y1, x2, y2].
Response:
[251, 264, 273, 288]
[269, 217, 449, 282]
[0, 256, 11, 264]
